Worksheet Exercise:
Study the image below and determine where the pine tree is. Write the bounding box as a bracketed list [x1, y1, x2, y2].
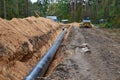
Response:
[3, 0, 7, 19]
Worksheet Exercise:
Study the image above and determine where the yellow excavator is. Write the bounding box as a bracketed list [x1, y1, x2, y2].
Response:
[81, 16, 92, 28]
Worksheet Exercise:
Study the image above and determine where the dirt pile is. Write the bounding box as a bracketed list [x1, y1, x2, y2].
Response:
[46, 27, 120, 80]
[0, 17, 62, 80]
[68, 22, 81, 27]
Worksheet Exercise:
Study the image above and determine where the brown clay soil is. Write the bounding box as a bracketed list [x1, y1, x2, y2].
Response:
[0, 17, 64, 80]
[45, 27, 120, 80]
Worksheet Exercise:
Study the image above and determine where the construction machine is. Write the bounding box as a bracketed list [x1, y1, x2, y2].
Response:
[81, 16, 92, 28]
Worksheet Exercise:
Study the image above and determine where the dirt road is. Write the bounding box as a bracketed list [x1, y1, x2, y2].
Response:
[46, 27, 120, 80]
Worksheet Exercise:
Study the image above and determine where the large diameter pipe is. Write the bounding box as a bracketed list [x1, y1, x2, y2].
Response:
[24, 28, 67, 80]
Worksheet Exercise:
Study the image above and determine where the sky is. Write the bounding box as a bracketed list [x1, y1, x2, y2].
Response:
[30, 0, 37, 3]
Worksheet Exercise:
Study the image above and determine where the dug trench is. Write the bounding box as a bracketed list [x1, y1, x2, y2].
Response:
[0, 17, 71, 80]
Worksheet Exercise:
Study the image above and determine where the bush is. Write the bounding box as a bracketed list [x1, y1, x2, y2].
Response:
[104, 22, 113, 28]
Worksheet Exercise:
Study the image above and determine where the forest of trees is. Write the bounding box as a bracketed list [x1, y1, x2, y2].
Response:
[0, 0, 31, 19]
[0, 0, 120, 27]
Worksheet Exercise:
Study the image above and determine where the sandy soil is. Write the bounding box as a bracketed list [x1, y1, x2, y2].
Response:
[0, 17, 62, 80]
[46, 27, 120, 80]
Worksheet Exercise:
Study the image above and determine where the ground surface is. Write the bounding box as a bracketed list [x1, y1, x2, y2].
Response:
[46, 27, 120, 80]
[0, 18, 120, 80]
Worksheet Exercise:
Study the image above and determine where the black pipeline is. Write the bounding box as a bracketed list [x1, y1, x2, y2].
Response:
[24, 28, 67, 80]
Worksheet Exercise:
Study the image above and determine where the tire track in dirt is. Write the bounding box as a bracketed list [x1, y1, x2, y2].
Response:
[80, 28, 120, 80]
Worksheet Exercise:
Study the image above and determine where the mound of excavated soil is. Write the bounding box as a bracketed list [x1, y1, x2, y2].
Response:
[0, 17, 62, 80]
[68, 22, 81, 27]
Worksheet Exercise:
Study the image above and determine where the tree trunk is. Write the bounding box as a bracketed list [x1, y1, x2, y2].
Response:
[95, 0, 98, 22]
[26, 0, 29, 17]
[104, 0, 109, 20]
[3, 0, 6, 19]
[70, 1, 74, 22]
[74, 0, 77, 21]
